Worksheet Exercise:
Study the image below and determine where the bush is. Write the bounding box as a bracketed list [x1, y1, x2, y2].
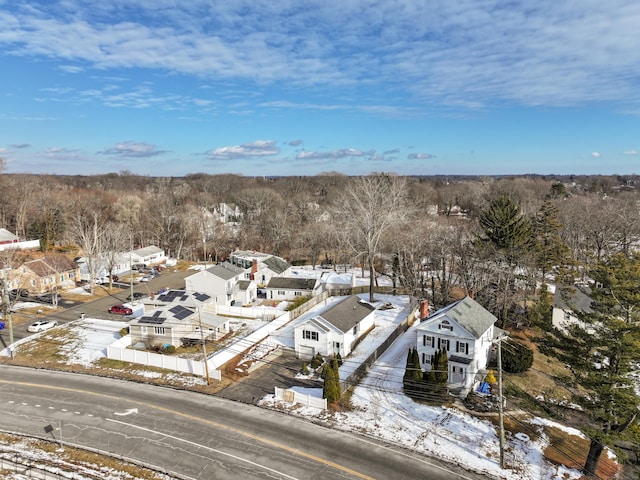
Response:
[310, 352, 324, 369]
[286, 295, 312, 311]
[163, 344, 176, 354]
[502, 339, 534, 373]
[301, 363, 310, 375]
[119, 327, 130, 337]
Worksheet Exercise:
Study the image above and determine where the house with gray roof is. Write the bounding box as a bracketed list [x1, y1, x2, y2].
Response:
[184, 262, 247, 306]
[265, 276, 321, 301]
[129, 245, 166, 267]
[294, 295, 376, 359]
[228, 250, 291, 287]
[415, 296, 504, 397]
[552, 285, 594, 334]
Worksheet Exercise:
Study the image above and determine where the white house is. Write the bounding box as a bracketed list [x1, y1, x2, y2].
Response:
[128, 302, 230, 348]
[76, 253, 130, 282]
[235, 279, 258, 306]
[294, 295, 376, 359]
[415, 296, 503, 398]
[129, 245, 166, 267]
[184, 262, 246, 306]
[265, 277, 321, 301]
[552, 285, 594, 334]
[229, 250, 291, 287]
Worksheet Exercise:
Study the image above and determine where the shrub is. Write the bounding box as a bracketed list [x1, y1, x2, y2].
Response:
[286, 295, 312, 311]
[163, 345, 176, 354]
[310, 352, 324, 369]
[502, 339, 534, 373]
[119, 327, 130, 337]
[301, 363, 310, 375]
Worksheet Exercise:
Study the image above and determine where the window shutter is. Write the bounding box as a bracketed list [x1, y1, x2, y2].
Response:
[423, 335, 426, 346]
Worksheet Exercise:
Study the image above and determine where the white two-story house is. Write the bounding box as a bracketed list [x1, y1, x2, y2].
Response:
[184, 262, 246, 306]
[415, 296, 504, 397]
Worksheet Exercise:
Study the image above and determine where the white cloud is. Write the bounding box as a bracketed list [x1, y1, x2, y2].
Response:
[623, 150, 638, 155]
[408, 153, 435, 160]
[206, 140, 280, 160]
[2, 1, 639, 110]
[591, 152, 601, 158]
[295, 149, 372, 160]
[99, 141, 166, 158]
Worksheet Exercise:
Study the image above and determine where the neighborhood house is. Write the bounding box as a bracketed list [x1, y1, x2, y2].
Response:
[415, 296, 504, 398]
[294, 295, 376, 359]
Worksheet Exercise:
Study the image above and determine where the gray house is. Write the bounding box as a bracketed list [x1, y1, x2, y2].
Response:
[265, 277, 321, 301]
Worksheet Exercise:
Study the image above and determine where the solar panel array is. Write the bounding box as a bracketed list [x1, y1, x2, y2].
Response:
[139, 310, 166, 325]
[157, 290, 190, 303]
[193, 292, 211, 302]
[169, 305, 193, 320]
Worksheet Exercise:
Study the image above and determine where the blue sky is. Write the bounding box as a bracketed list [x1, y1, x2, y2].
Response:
[1, 0, 639, 177]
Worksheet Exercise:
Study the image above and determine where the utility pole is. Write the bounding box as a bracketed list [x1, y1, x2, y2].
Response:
[496, 335, 507, 469]
[197, 307, 211, 385]
[1, 269, 14, 353]
[129, 233, 134, 302]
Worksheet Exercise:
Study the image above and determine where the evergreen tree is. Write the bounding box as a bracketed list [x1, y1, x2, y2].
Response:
[544, 252, 640, 476]
[335, 352, 343, 367]
[501, 339, 533, 373]
[322, 358, 341, 403]
[477, 194, 532, 259]
[403, 348, 423, 397]
[532, 201, 571, 280]
[529, 283, 553, 329]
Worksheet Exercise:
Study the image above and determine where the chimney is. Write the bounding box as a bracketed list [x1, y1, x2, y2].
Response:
[250, 259, 258, 280]
[419, 299, 429, 320]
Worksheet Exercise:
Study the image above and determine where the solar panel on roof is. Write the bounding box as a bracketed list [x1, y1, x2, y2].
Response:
[169, 305, 192, 320]
[193, 292, 210, 301]
[139, 316, 165, 325]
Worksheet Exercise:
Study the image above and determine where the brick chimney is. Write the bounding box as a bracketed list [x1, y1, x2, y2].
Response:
[250, 259, 258, 280]
[419, 299, 429, 320]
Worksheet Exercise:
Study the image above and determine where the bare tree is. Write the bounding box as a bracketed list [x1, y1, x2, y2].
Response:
[334, 174, 411, 302]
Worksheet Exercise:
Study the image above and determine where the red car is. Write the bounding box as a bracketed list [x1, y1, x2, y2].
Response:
[108, 305, 133, 315]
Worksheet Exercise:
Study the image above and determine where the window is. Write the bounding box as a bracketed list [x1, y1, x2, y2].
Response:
[154, 327, 166, 335]
[353, 324, 359, 335]
[294, 291, 302, 296]
[456, 341, 469, 355]
[422, 353, 432, 364]
[60, 274, 64, 282]
[303, 330, 318, 341]
[423, 335, 435, 347]
[564, 311, 571, 320]
[278, 290, 285, 296]
[439, 320, 453, 331]
[437, 338, 450, 351]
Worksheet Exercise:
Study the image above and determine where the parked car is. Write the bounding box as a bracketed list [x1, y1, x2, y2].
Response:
[108, 304, 133, 315]
[35, 293, 60, 304]
[139, 275, 150, 282]
[126, 292, 145, 301]
[9, 289, 29, 300]
[27, 320, 58, 333]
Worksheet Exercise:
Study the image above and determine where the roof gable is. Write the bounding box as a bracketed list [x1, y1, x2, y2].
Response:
[419, 296, 497, 339]
[317, 295, 375, 333]
[267, 277, 317, 290]
[207, 262, 245, 280]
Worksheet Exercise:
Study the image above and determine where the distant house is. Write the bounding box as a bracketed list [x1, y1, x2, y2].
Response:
[264, 277, 321, 301]
[184, 262, 246, 306]
[229, 250, 291, 287]
[294, 295, 376, 359]
[8, 255, 80, 294]
[415, 296, 504, 398]
[552, 285, 594, 334]
[320, 271, 355, 294]
[76, 253, 130, 282]
[0, 228, 40, 251]
[129, 246, 166, 267]
[215, 202, 243, 224]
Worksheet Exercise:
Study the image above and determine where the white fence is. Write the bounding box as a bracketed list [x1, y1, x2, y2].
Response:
[107, 337, 221, 380]
[214, 304, 281, 321]
[0, 239, 40, 251]
[274, 386, 327, 410]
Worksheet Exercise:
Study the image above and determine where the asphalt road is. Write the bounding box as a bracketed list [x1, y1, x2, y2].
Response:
[0, 366, 487, 480]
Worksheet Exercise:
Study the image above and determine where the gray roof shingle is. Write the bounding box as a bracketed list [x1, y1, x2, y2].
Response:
[317, 295, 375, 333]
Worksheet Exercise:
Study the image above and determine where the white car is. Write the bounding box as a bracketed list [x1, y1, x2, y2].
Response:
[27, 320, 58, 333]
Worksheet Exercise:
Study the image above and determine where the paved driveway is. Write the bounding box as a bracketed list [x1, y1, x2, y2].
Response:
[216, 348, 321, 404]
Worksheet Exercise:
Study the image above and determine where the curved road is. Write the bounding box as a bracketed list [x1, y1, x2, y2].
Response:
[0, 366, 486, 480]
